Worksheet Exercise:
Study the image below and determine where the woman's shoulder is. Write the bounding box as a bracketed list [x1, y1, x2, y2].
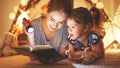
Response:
[31, 17, 42, 25]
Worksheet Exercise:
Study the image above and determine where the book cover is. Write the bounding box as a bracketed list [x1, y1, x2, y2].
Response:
[11, 45, 65, 63]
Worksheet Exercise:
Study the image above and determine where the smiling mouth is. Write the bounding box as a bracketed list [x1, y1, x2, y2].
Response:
[70, 34, 74, 37]
[49, 25, 57, 30]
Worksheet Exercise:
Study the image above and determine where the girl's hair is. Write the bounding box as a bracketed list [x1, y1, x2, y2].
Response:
[68, 7, 93, 30]
[90, 7, 100, 27]
[47, 0, 73, 15]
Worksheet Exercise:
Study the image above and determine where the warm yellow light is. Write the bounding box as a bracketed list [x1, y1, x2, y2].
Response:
[14, 5, 19, 13]
[20, 0, 29, 6]
[91, 0, 98, 4]
[106, 49, 120, 53]
[16, 12, 30, 33]
[9, 12, 16, 20]
[96, 2, 104, 9]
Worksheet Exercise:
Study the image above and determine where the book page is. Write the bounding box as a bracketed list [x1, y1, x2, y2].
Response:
[11, 45, 34, 56]
[11, 45, 53, 56]
[11, 45, 32, 51]
[32, 45, 53, 51]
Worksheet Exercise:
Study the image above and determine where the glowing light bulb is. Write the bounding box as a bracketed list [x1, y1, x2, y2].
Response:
[91, 0, 98, 4]
[14, 5, 19, 13]
[96, 2, 104, 9]
[9, 12, 16, 20]
[20, 0, 29, 6]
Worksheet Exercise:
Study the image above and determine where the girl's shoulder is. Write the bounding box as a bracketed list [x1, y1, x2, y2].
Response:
[88, 31, 102, 38]
[87, 31, 102, 47]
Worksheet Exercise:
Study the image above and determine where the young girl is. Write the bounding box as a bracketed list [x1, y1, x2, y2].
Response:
[66, 7, 104, 64]
[24, 0, 73, 63]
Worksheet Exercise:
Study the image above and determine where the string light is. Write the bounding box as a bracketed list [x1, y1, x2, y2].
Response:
[91, 0, 98, 4]
[20, 0, 29, 6]
[9, 0, 40, 33]
[96, 2, 104, 9]
[9, 12, 16, 20]
[13, 5, 19, 13]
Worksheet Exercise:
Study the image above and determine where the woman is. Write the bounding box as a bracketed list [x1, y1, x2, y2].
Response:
[25, 0, 73, 63]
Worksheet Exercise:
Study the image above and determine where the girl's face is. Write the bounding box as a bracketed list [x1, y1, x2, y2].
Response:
[67, 18, 85, 40]
[46, 11, 66, 31]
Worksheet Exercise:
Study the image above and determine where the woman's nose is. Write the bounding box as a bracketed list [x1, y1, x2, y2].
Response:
[52, 22, 58, 28]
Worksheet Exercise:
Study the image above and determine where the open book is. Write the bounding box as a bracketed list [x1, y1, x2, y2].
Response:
[11, 45, 65, 63]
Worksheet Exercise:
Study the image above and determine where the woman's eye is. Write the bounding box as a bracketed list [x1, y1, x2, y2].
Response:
[67, 26, 69, 28]
[50, 18, 54, 21]
[59, 22, 64, 24]
[49, 17, 55, 21]
[58, 21, 65, 24]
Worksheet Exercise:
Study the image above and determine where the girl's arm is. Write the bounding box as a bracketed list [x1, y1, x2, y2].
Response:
[91, 39, 105, 59]
[67, 43, 83, 60]
[59, 47, 67, 56]
[59, 43, 73, 56]
[68, 43, 75, 53]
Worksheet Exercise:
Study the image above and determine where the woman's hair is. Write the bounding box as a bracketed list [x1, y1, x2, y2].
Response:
[47, 0, 73, 15]
[68, 7, 93, 30]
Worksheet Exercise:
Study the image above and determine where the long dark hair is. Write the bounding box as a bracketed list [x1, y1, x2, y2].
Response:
[90, 7, 101, 27]
[47, 0, 73, 15]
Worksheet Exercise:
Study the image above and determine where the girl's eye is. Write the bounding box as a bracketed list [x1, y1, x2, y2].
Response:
[72, 26, 75, 28]
[50, 18, 54, 21]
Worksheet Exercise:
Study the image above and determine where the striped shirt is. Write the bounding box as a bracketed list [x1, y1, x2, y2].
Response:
[31, 17, 68, 51]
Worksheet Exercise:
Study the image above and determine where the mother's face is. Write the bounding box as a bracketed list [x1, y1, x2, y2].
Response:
[46, 11, 66, 31]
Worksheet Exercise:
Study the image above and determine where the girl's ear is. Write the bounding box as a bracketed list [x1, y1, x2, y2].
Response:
[83, 25, 89, 32]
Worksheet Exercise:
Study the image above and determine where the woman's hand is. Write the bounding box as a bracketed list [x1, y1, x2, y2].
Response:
[29, 56, 37, 61]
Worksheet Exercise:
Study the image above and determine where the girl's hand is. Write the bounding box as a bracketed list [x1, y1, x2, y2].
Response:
[65, 49, 70, 56]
